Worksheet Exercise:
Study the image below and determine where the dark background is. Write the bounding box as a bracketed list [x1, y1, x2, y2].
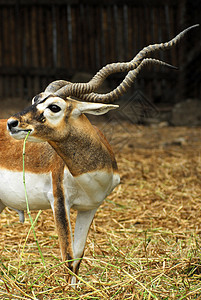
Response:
[0, 0, 200, 107]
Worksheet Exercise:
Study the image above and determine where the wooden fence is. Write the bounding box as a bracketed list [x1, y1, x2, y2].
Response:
[0, 0, 200, 103]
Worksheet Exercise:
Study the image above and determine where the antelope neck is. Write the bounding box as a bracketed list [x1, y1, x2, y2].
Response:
[48, 126, 113, 177]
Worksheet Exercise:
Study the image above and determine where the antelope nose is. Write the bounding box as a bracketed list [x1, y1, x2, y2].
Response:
[7, 119, 19, 131]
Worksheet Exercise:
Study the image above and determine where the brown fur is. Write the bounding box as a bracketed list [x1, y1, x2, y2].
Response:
[0, 119, 65, 173]
[52, 163, 74, 272]
[48, 113, 118, 177]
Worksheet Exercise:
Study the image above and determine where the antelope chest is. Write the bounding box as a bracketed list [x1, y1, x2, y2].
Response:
[0, 167, 120, 213]
[66, 169, 120, 210]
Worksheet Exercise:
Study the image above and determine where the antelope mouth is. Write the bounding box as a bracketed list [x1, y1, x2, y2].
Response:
[9, 128, 33, 140]
[12, 129, 31, 134]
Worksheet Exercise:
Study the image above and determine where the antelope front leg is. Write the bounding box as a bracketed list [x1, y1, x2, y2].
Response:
[52, 173, 74, 282]
[71, 208, 97, 285]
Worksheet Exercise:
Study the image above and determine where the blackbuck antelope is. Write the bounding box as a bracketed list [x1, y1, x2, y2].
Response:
[1, 25, 198, 284]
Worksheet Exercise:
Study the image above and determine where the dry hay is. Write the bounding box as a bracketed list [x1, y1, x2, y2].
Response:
[0, 118, 201, 299]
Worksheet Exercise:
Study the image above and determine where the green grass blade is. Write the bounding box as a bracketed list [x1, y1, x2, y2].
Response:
[23, 131, 46, 268]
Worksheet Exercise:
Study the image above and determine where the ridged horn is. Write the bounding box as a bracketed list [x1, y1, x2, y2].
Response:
[128, 24, 199, 67]
[54, 24, 199, 100]
[75, 59, 177, 103]
[44, 80, 71, 93]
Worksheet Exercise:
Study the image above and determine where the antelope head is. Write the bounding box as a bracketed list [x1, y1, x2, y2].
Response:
[7, 94, 118, 143]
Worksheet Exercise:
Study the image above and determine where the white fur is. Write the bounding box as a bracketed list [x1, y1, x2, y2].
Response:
[0, 169, 52, 211]
[65, 170, 120, 211]
[37, 97, 67, 126]
[72, 101, 119, 116]
[0, 167, 120, 214]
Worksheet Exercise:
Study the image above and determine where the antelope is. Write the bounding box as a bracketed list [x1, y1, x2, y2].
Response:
[1, 25, 198, 285]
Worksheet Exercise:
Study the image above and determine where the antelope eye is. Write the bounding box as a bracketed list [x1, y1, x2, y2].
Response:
[48, 104, 61, 113]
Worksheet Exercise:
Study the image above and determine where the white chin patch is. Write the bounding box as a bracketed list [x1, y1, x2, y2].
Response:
[10, 130, 43, 143]
[10, 131, 30, 140]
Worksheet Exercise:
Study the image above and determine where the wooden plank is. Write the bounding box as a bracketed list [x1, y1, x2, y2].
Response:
[170, 5, 178, 66]
[113, 4, 119, 61]
[82, 4, 90, 70]
[10, 76, 15, 97]
[15, 4, 22, 68]
[75, 3, 82, 70]
[0, 8, 3, 67]
[67, 4, 73, 70]
[116, 5, 124, 61]
[85, 5, 95, 70]
[33, 75, 40, 95]
[132, 6, 138, 58]
[9, 6, 16, 67]
[164, 4, 172, 64]
[94, 5, 101, 69]
[55, 5, 61, 68]
[70, 5, 77, 70]
[24, 6, 31, 67]
[136, 7, 141, 56]
[4, 75, 10, 97]
[106, 5, 115, 64]
[37, 6, 46, 68]
[47, 6, 54, 67]
[126, 6, 132, 59]
[145, 6, 152, 45]
[52, 5, 57, 68]
[152, 6, 159, 59]
[26, 76, 33, 100]
[123, 4, 129, 61]
[101, 6, 109, 65]
[10, 6, 18, 97]
[3, 7, 10, 67]
[17, 76, 24, 98]
[60, 5, 69, 70]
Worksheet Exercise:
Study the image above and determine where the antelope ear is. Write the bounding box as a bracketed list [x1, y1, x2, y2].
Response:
[72, 101, 119, 116]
